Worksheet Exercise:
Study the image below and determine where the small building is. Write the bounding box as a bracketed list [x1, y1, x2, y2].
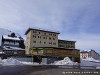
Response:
[80, 50, 100, 60]
[1, 32, 25, 55]
[80, 51, 89, 59]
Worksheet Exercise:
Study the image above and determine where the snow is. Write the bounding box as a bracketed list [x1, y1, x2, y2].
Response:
[53, 57, 78, 65]
[82, 57, 100, 63]
[0, 57, 99, 67]
[3, 46, 25, 50]
[9, 46, 25, 50]
[0, 58, 22, 65]
[80, 58, 100, 67]
[0, 58, 39, 66]
[3, 35, 20, 40]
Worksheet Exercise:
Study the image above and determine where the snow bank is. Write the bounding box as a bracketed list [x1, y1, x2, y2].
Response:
[0, 58, 40, 66]
[86, 58, 100, 62]
[0, 58, 22, 65]
[82, 57, 100, 63]
[80, 58, 100, 66]
[53, 57, 78, 65]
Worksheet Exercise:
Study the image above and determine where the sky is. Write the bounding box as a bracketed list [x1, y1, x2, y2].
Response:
[0, 0, 100, 53]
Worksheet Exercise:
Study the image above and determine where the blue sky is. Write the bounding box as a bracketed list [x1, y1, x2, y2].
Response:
[0, 0, 100, 53]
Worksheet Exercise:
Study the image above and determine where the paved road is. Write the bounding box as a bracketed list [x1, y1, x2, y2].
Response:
[0, 65, 100, 75]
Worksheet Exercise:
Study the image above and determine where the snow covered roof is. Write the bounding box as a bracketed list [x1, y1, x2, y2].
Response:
[3, 35, 20, 41]
[80, 51, 88, 53]
[3, 46, 25, 50]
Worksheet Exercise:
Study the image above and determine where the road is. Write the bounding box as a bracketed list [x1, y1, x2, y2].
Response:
[0, 65, 100, 75]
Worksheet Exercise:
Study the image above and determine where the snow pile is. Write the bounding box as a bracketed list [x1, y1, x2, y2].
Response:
[0, 58, 40, 66]
[21, 62, 39, 65]
[0, 58, 22, 65]
[53, 57, 78, 65]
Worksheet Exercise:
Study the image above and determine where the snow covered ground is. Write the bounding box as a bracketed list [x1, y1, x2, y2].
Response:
[80, 58, 100, 67]
[0, 58, 39, 66]
[52, 57, 78, 65]
[0, 57, 77, 66]
[0, 57, 100, 67]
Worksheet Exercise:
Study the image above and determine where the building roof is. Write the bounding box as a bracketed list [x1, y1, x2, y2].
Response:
[3, 46, 25, 50]
[3, 35, 20, 41]
[25, 28, 60, 35]
[80, 51, 89, 53]
[58, 39, 76, 42]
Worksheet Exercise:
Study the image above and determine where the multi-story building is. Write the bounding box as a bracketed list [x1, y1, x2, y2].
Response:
[25, 28, 80, 63]
[88, 50, 100, 60]
[58, 39, 76, 49]
[25, 28, 60, 54]
[1, 32, 25, 55]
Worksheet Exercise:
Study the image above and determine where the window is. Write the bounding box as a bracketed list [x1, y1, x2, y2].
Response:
[40, 41, 41, 43]
[44, 42, 46, 44]
[49, 33, 52, 36]
[43, 37, 45, 39]
[33, 31, 37, 33]
[44, 33, 46, 35]
[49, 42, 52, 44]
[33, 31, 35, 33]
[49, 37, 51, 40]
[53, 38, 55, 40]
[33, 41, 36, 43]
[38, 36, 39, 38]
[39, 32, 40, 34]
[33, 35, 36, 38]
[53, 43, 56, 45]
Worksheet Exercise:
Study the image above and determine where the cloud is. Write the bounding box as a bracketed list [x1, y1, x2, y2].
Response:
[0, 0, 100, 52]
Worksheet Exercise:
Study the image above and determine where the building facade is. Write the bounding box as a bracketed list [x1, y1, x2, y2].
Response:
[58, 39, 76, 49]
[25, 28, 60, 54]
[88, 50, 100, 60]
[80, 51, 89, 59]
[25, 28, 80, 63]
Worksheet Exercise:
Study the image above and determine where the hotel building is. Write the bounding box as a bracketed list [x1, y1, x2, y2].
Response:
[25, 28, 80, 63]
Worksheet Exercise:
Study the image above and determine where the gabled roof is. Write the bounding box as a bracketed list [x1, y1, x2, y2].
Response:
[3, 35, 20, 41]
